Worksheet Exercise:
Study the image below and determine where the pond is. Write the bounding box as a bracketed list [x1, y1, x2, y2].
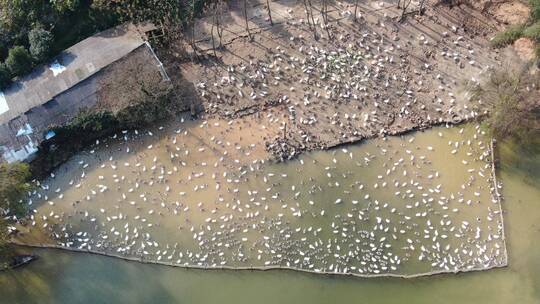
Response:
[15, 119, 505, 276]
[0, 125, 538, 303]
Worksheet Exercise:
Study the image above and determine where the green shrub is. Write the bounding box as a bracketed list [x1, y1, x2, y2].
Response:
[530, 0, 540, 22]
[522, 22, 540, 41]
[30, 91, 181, 178]
[29, 26, 54, 61]
[491, 24, 525, 47]
[0, 36, 8, 61]
[30, 111, 121, 178]
[0, 162, 31, 217]
[52, 0, 81, 13]
[116, 94, 177, 128]
[0, 162, 31, 265]
[0, 63, 11, 89]
[5, 46, 33, 77]
[0, 218, 11, 268]
[51, 111, 120, 146]
[472, 66, 539, 143]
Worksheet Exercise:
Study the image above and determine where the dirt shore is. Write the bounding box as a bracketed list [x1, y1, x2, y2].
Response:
[158, 0, 523, 160]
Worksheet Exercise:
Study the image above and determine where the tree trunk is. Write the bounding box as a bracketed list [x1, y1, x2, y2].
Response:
[419, 0, 426, 15]
[191, 0, 198, 59]
[266, 0, 273, 26]
[306, 0, 318, 40]
[215, 1, 223, 47]
[211, 5, 217, 57]
[191, 22, 198, 58]
[354, 0, 359, 22]
[322, 0, 327, 24]
[322, 0, 331, 39]
[303, 0, 312, 30]
[400, 0, 413, 21]
[243, 0, 252, 41]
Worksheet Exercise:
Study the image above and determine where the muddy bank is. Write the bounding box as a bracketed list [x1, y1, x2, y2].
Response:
[160, 0, 521, 161]
[0, 245, 37, 271]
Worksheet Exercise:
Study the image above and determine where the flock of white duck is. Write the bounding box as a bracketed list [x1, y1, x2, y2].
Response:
[195, 8, 486, 154]
[20, 120, 506, 276]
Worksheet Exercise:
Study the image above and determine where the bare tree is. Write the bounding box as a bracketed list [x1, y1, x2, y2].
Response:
[321, 0, 332, 39]
[303, 0, 312, 30]
[321, 0, 328, 24]
[354, 0, 359, 22]
[419, 0, 427, 14]
[399, 0, 413, 21]
[190, 0, 199, 59]
[266, 0, 274, 26]
[243, 0, 252, 41]
[304, 0, 318, 40]
[211, 1, 217, 57]
[214, 0, 224, 47]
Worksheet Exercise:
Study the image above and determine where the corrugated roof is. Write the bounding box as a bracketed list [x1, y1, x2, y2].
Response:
[0, 23, 145, 125]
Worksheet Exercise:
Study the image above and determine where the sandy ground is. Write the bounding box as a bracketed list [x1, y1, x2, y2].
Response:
[159, 0, 522, 161]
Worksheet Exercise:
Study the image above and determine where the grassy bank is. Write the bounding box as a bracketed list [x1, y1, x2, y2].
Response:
[0, 162, 32, 269]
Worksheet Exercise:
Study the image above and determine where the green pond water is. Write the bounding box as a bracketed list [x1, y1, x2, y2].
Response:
[0, 128, 538, 304]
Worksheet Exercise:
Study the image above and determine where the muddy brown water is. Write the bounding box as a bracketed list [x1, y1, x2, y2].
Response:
[0, 124, 538, 303]
[11, 118, 505, 276]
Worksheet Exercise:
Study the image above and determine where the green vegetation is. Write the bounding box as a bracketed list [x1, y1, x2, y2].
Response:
[0, 0, 209, 90]
[0, 64, 10, 89]
[488, 0, 540, 146]
[0, 162, 31, 217]
[491, 1, 540, 59]
[523, 21, 540, 41]
[0, 162, 32, 268]
[5, 46, 33, 77]
[531, 0, 540, 21]
[491, 24, 525, 48]
[30, 91, 185, 178]
[28, 27, 54, 61]
[93, 0, 184, 24]
[471, 66, 540, 143]
[0, 219, 9, 269]
[0, 1, 120, 90]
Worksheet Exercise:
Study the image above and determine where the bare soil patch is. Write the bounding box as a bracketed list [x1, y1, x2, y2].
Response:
[489, 1, 530, 25]
[513, 37, 536, 60]
[159, 0, 516, 160]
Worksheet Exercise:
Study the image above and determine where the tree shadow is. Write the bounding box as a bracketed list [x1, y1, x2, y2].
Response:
[92, 24, 130, 39]
[57, 51, 77, 67]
